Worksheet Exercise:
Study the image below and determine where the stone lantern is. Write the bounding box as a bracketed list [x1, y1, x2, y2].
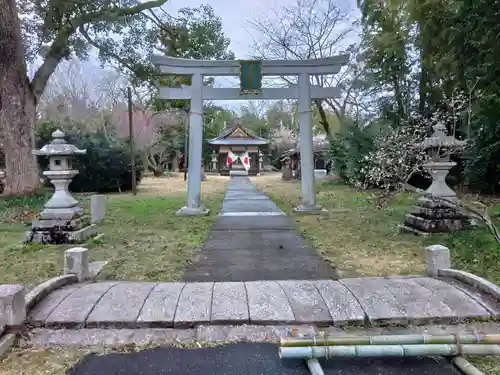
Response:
[25, 129, 98, 244]
[282, 155, 293, 180]
[400, 121, 468, 234]
[211, 151, 218, 172]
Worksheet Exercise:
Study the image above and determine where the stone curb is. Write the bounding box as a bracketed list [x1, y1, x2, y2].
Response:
[439, 268, 500, 302]
[22, 322, 500, 348]
[25, 274, 79, 312]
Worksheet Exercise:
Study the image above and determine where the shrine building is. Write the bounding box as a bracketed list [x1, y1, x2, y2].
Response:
[207, 124, 269, 176]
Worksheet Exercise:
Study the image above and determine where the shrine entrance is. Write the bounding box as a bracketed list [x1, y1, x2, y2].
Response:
[230, 159, 246, 176]
[151, 55, 349, 216]
[207, 123, 268, 176]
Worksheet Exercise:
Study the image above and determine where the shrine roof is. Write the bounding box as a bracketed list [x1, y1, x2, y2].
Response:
[280, 135, 329, 159]
[207, 124, 269, 146]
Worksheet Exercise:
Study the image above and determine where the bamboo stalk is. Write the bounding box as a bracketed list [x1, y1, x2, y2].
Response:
[306, 359, 325, 375]
[452, 357, 486, 375]
[279, 344, 500, 359]
[280, 333, 500, 347]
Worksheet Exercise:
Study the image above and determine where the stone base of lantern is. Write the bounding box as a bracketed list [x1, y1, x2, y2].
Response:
[24, 214, 99, 244]
[399, 197, 470, 235]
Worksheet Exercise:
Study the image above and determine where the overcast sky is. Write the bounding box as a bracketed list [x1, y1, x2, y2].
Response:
[40, 0, 359, 113]
[162, 0, 298, 60]
[162, 0, 301, 105]
[160, 0, 358, 111]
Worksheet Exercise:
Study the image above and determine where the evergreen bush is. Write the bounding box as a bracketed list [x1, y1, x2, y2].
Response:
[36, 122, 143, 193]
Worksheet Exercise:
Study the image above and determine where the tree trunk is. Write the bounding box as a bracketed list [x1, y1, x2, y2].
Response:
[314, 100, 332, 139]
[170, 153, 179, 172]
[0, 0, 40, 195]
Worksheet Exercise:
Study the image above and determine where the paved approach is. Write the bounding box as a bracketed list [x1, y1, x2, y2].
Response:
[68, 343, 461, 375]
[27, 276, 500, 328]
[182, 176, 335, 282]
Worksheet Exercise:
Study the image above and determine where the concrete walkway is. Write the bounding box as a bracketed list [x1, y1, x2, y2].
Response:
[27, 276, 500, 329]
[182, 176, 334, 282]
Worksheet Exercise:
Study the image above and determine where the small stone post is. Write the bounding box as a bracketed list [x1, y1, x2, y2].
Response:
[64, 247, 90, 282]
[0, 285, 26, 326]
[91, 195, 106, 223]
[425, 244, 451, 277]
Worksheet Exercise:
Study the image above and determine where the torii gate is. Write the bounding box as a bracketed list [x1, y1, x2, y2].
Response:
[151, 55, 349, 216]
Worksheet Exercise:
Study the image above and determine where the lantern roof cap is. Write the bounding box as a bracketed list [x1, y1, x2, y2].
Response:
[33, 129, 87, 156]
[418, 121, 467, 149]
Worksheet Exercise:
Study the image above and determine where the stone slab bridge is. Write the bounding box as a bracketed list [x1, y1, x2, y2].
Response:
[26, 276, 500, 329]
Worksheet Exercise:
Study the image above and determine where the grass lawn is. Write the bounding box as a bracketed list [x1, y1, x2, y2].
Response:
[252, 173, 500, 283]
[0, 175, 228, 288]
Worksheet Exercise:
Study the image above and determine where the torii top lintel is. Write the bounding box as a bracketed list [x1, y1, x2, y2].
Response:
[150, 54, 350, 76]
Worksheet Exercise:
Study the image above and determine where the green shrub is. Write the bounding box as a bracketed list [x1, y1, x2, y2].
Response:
[36, 122, 143, 193]
[464, 120, 500, 194]
[328, 125, 375, 186]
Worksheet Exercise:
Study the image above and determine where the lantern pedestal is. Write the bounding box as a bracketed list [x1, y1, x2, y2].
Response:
[25, 130, 99, 244]
[400, 197, 470, 235]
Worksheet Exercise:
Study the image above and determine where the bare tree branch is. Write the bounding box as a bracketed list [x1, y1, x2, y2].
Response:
[247, 0, 362, 134]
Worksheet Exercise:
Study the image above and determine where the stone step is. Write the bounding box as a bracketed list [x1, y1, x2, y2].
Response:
[26, 277, 499, 329]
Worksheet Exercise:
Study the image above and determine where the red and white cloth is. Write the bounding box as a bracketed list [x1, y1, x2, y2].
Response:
[227, 150, 251, 171]
[240, 151, 250, 171]
[227, 150, 237, 166]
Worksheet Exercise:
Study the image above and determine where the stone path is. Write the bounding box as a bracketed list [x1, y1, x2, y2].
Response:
[182, 176, 334, 282]
[27, 276, 500, 329]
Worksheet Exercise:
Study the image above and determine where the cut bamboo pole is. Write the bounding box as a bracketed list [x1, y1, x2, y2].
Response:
[452, 357, 486, 375]
[306, 359, 325, 375]
[279, 344, 500, 359]
[280, 333, 500, 347]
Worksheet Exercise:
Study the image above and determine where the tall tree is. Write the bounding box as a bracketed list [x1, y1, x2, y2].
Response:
[357, 0, 415, 124]
[0, 0, 170, 195]
[151, 5, 235, 112]
[248, 0, 361, 136]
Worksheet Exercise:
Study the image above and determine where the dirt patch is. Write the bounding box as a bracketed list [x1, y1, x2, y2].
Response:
[136, 175, 229, 197]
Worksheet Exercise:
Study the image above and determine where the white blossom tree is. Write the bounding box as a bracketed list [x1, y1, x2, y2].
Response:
[361, 93, 470, 190]
[270, 120, 298, 155]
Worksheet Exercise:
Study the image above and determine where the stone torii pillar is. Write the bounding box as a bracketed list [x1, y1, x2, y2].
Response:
[181, 73, 207, 216]
[151, 55, 349, 215]
[294, 72, 318, 212]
